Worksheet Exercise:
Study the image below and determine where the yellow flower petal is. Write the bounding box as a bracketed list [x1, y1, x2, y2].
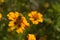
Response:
[39, 18, 43, 22]
[31, 11, 37, 15]
[20, 26, 25, 30]
[32, 21, 39, 24]
[16, 28, 23, 33]
[27, 34, 36, 40]
[8, 21, 15, 27]
[28, 13, 33, 17]
[8, 27, 15, 32]
[7, 11, 19, 21]
[22, 16, 30, 27]
[0, 13, 2, 20]
[15, 12, 20, 18]
[38, 13, 43, 17]
[29, 18, 34, 21]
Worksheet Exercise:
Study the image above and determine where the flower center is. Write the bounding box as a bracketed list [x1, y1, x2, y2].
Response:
[14, 16, 22, 27]
[33, 14, 39, 20]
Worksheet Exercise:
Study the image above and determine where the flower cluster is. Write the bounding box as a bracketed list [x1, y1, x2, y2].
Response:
[7, 11, 43, 34]
[0, 11, 43, 34]
[0, 11, 43, 40]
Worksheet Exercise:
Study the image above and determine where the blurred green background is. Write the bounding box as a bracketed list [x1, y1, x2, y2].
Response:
[0, 0, 60, 40]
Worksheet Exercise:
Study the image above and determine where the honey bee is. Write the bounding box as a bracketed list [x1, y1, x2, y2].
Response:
[14, 16, 22, 28]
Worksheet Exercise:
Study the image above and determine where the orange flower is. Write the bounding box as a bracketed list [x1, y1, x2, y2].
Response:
[7, 12, 30, 33]
[16, 16, 30, 33]
[7, 11, 19, 21]
[27, 34, 36, 40]
[0, 13, 2, 20]
[28, 11, 43, 24]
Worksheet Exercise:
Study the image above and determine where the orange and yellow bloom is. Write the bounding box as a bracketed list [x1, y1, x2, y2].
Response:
[0, 13, 2, 20]
[28, 11, 43, 24]
[7, 11, 30, 33]
[7, 11, 19, 21]
[16, 16, 30, 33]
[27, 34, 36, 40]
